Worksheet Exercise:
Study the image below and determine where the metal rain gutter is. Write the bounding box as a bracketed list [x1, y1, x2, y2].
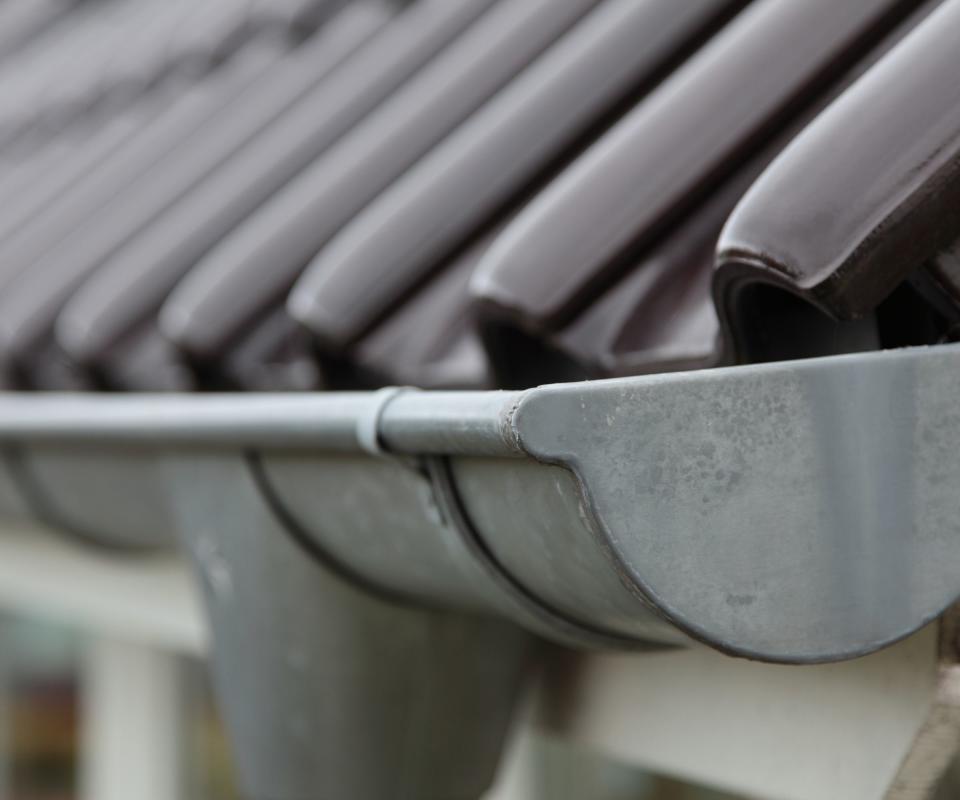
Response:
[0, 341, 956, 660]
[0, 343, 957, 796]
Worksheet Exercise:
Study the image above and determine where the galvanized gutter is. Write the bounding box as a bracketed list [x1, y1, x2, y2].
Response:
[0, 342, 956, 662]
[1, 344, 958, 797]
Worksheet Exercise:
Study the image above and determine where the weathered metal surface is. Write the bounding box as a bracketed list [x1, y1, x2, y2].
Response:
[510, 344, 960, 661]
[0, 345, 956, 662]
